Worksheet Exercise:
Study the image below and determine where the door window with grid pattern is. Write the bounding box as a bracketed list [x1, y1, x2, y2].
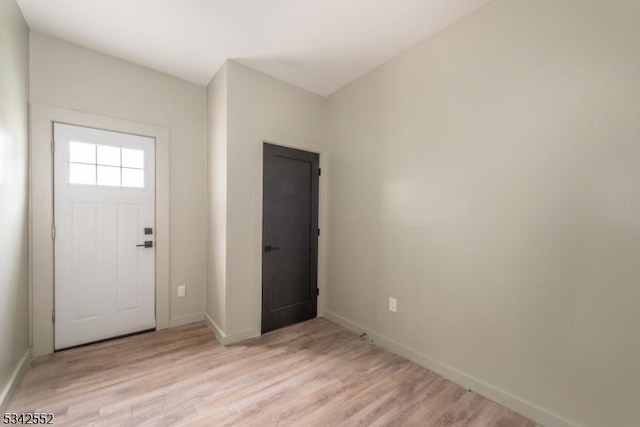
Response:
[69, 141, 145, 188]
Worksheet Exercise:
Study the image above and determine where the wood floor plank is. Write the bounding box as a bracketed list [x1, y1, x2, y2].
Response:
[7, 318, 542, 426]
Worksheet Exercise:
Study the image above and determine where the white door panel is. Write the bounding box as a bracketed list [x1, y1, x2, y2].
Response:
[54, 123, 155, 350]
[117, 203, 142, 312]
[71, 202, 99, 320]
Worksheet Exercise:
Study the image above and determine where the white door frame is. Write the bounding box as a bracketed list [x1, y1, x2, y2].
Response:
[30, 104, 170, 357]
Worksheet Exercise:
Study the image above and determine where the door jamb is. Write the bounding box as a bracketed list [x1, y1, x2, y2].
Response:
[30, 104, 170, 356]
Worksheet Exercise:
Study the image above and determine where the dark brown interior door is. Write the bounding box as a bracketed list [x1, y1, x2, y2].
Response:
[262, 143, 319, 334]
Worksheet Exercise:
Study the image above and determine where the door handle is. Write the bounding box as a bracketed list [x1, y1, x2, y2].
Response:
[264, 245, 280, 252]
[136, 241, 153, 248]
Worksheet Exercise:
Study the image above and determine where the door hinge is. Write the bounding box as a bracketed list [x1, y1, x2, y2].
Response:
[317, 228, 320, 236]
[51, 226, 56, 240]
[316, 288, 320, 296]
[52, 309, 55, 323]
[318, 168, 322, 176]
[51, 140, 55, 155]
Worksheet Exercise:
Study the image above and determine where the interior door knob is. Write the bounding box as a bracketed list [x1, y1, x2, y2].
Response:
[264, 245, 280, 252]
[136, 241, 153, 248]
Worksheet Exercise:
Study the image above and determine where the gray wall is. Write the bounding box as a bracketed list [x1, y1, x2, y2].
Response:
[0, 0, 30, 408]
[225, 61, 326, 336]
[324, 1, 640, 426]
[29, 33, 208, 326]
[205, 61, 327, 340]
[206, 62, 228, 331]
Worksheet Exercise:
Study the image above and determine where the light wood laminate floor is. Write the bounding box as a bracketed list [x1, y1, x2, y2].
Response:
[8, 319, 542, 426]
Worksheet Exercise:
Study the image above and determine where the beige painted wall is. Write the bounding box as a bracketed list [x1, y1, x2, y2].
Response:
[206, 62, 228, 331]
[0, 0, 30, 407]
[29, 33, 208, 326]
[324, 1, 640, 426]
[205, 61, 326, 340]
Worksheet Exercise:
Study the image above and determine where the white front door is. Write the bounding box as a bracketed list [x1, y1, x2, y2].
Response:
[54, 123, 156, 350]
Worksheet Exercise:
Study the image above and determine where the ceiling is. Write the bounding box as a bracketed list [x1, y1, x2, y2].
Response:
[16, 0, 491, 96]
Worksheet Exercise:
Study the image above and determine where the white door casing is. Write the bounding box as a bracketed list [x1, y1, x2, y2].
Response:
[54, 123, 156, 350]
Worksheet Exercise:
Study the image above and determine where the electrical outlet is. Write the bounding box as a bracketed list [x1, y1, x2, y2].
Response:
[389, 297, 397, 312]
[178, 285, 186, 298]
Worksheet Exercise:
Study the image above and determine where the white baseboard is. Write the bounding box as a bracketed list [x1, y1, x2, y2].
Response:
[203, 312, 225, 343]
[323, 310, 579, 427]
[169, 313, 205, 328]
[0, 348, 32, 412]
[203, 313, 258, 346]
